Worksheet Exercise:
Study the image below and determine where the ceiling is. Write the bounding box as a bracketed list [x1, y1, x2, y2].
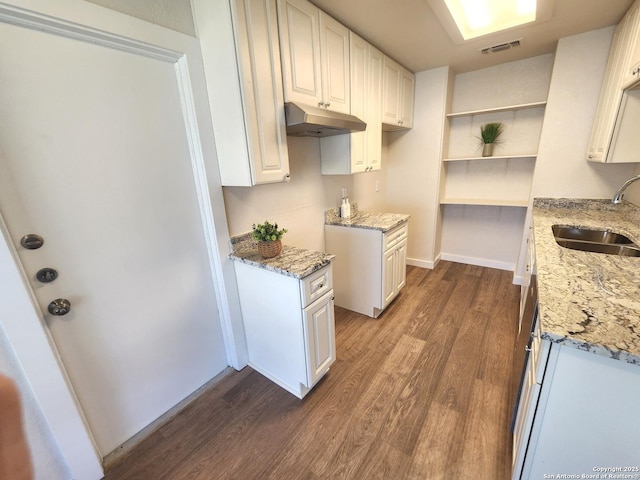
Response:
[311, 0, 634, 73]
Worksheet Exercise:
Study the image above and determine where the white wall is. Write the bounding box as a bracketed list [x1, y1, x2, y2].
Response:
[439, 54, 554, 271]
[85, 0, 195, 35]
[532, 27, 637, 198]
[223, 137, 388, 252]
[385, 67, 451, 268]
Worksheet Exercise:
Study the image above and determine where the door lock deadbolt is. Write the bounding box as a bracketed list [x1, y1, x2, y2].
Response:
[36, 267, 58, 283]
[20, 234, 44, 250]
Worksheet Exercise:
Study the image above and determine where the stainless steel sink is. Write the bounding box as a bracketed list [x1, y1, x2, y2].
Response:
[552, 225, 640, 257]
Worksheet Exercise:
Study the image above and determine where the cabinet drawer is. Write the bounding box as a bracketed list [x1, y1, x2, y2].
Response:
[301, 265, 333, 307]
[383, 222, 408, 250]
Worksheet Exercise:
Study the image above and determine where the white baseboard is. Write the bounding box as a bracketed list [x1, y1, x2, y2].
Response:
[440, 253, 515, 272]
[406, 254, 521, 285]
[406, 256, 439, 269]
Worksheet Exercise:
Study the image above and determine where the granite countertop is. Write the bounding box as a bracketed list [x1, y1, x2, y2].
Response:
[324, 204, 410, 232]
[532, 198, 640, 365]
[228, 232, 334, 279]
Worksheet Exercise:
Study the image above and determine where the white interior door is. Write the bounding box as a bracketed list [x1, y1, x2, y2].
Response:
[0, 13, 228, 455]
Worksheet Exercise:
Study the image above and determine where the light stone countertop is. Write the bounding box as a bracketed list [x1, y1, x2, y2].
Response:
[324, 204, 410, 232]
[532, 198, 640, 365]
[229, 232, 334, 279]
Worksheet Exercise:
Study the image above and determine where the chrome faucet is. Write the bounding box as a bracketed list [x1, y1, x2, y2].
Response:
[612, 174, 640, 204]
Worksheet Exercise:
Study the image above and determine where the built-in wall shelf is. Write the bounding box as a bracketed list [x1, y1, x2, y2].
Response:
[434, 55, 553, 276]
[446, 101, 547, 118]
[440, 198, 529, 208]
[443, 154, 537, 162]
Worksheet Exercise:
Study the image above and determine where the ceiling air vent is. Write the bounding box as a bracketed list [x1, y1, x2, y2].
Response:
[481, 39, 523, 55]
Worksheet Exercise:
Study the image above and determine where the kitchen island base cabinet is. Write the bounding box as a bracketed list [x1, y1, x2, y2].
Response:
[325, 222, 408, 318]
[516, 344, 640, 478]
[233, 262, 336, 399]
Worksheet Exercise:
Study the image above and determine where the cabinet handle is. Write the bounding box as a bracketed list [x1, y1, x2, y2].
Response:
[525, 345, 532, 353]
[317, 282, 324, 289]
[325, 102, 330, 108]
[284, 173, 290, 182]
[318, 101, 325, 108]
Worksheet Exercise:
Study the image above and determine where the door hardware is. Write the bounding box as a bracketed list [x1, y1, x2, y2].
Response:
[20, 234, 44, 250]
[48, 298, 71, 316]
[36, 267, 58, 283]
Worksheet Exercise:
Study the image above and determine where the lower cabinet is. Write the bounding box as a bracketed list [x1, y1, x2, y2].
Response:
[233, 262, 336, 398]
[382, 230, 408, 308]
[325, 221, 408, 318]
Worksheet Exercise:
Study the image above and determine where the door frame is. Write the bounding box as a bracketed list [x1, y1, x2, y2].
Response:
[0, 1, 248, 477]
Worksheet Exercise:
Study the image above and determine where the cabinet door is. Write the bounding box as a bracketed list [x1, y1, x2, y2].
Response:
[587, 2, 639, 162]
[319, 12, 350, 113]
[399, 68, 415, 128]
[368, 46, 383, 171]
[303, 290, 336, 387]
[277, 0, 322, 107]
[512, 352, 541, 479]
[382, 55, 401, 126]
[395, 238, 408, 293]
[235, 0, 290, 185]
[382, 247, 396, 307]
[622, 2, 640, 88]
[349, 32, 368, 172]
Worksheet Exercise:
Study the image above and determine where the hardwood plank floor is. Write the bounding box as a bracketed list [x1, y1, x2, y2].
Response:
[103, 261, 519, 480]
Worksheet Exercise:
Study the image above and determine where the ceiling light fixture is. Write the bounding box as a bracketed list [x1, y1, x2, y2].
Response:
[428, 0, 554, 45]
[444, 0, 536, 40]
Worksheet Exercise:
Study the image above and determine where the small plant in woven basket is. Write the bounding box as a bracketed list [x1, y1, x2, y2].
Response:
[252, 221, 287, 258]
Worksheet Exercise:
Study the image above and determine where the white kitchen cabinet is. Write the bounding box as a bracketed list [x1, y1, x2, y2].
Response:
[587, 0, 640, 163]
[382, 55, 415, 130]
[320, 33, 383, 174]
[233, 261, 336, 399]
[192, 0, 290, 186]
[517, 223, 535, 328]
[368, 46, 384, 170]
[325, 221, 408, 318]
[382, 233, 407, 308]
[277, 0, 350, 114]
[512, 310, 551, 480]
[623, 0, 640, 88]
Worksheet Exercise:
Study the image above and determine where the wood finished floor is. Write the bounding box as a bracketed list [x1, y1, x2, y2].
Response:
[103, 261, 519, 480]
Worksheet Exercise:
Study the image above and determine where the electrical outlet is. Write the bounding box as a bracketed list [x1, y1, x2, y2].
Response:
[375, 180, 380, 192]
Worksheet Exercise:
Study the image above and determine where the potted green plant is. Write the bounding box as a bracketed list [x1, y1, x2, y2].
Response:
[478, 122, 505, 157]
[252, 220, 287, 258]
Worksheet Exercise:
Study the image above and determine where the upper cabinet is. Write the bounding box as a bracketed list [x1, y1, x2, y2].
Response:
[624, 3, 640, 88]
[194, 0, 415, 184]
[320, 33, 383, 174]
[193, 0, 290, 186]
[587, 0, 640, 163]
[382, 56, 415, 130]
[277, 0, 350, 114]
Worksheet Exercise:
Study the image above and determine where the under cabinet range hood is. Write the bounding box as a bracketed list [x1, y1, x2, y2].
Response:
[284, 102, 366, 137]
